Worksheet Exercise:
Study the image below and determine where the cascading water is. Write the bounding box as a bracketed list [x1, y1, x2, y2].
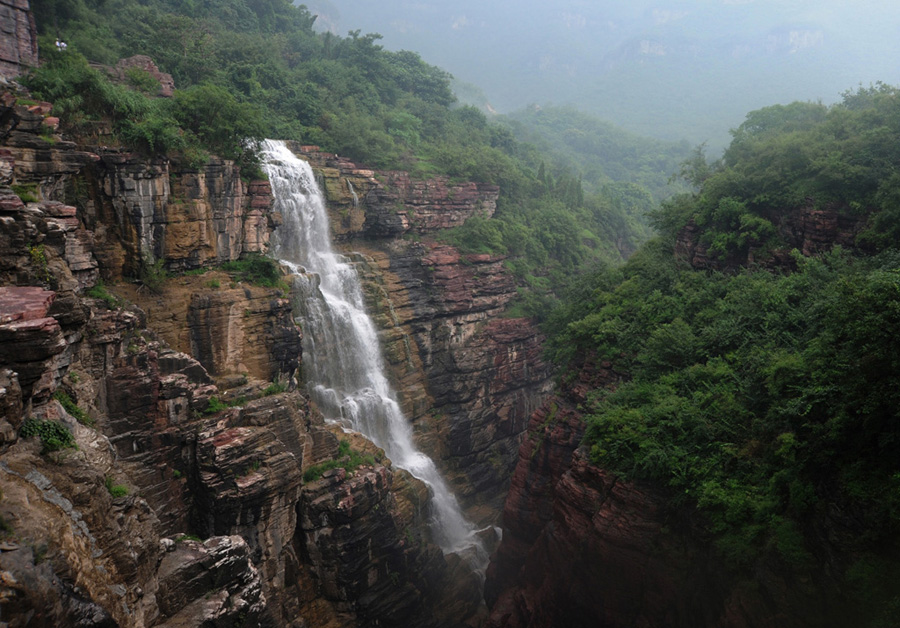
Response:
[262, 139, 486, 565]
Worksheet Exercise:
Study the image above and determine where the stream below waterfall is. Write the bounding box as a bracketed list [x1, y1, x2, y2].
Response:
[262, 139, 488, 568]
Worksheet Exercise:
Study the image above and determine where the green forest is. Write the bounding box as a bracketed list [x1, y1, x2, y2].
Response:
[545, 86, 900, 625]
[19, 0, 900, 623]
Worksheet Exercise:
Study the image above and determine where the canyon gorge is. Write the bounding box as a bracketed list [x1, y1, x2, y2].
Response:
[1, 4, 895, 625]
[0, 76, 554, 626]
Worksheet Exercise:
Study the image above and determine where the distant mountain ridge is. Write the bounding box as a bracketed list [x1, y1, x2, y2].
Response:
[307, 0, 900, 150]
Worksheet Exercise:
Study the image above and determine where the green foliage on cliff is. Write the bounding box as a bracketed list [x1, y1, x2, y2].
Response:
[544, 88, 900, 622]
[554, 245, 900, 565]
[653, 84, 900, 259]
[302, 439, 378, 482]
[20, 418, 77, 453]
[221, 254, 283, 288]
[27, 0, 665, 306]
[53, 390, 94, 427]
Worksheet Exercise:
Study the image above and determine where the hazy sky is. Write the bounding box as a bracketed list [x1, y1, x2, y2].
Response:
[305, 0, 900, 149]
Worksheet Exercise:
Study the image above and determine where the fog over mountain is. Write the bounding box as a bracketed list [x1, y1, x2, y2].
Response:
[304, 0, 900, 150]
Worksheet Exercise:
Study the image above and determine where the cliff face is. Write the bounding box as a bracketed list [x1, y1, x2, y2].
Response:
[0, 89, 492, 627]
[295, 144, 499, 243]
[485, 365, 861, 627]
[0, 0, 37, 79]
[295, 147, 553, 519]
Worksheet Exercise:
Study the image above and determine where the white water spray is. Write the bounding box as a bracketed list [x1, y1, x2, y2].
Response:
[262, 140, 486, 563]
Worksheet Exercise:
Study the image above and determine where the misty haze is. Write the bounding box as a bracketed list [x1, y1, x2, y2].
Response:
[310, 0, 900, 148]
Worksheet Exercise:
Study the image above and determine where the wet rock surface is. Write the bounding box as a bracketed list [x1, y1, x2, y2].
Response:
[0, 79, 494, 627]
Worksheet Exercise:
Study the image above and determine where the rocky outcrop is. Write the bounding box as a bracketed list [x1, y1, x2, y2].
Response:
[0, 426, 268, 628]
[112, 55, 175, 98]
[0, 0, 37, 80]
[675, 202, 867, 271]
[86, 152, 274, 277]
[485, 356, 865, 628]
[0, 286, 65, 401]
[1, 99, 277, 279]
[0, 85, 490, 627]
[110, 274, 301, 385]
[362, 171, 498, 238]
[297, 460, 483, 628]
[294, 144, 499, 242]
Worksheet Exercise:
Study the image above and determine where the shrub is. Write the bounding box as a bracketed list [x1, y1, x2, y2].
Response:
[221, 254, 283, 288]
[86, 282, 120, 308]
[202, 396, 229, 415]
[302, 439, 378, 482]
[53, 390, 94, 426]
[105, 476, 128, 498]
[11, 183, 38, 203]
[261, 381, 286, 396]
[20, 418, 76, 453]
[138, 256, 168, 294]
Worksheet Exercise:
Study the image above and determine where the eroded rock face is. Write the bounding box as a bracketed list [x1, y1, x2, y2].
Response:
[1, 99, 278, 279]
[90, 153, 271, 276]
[0, 0, 37, 79]
[298, 462, 483, 628]
[156, 536, 269, 627]
[111, 275, 302, 385]
[348, 240, 553, 519]
[294, 144, 499, 242]
[485, 364, 860, 628]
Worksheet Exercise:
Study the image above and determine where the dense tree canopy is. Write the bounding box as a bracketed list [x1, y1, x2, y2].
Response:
[543, 87, 900, 626]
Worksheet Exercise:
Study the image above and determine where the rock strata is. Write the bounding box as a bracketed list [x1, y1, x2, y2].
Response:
[348, 240, 553, 518]
[0, 0, 37, 79]
[293, 144, 499, 242]
[485, 358, 863, 628]
[0, 81, 495, 627]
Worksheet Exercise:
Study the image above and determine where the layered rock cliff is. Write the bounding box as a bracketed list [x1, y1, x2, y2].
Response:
[0, 0, 37, 80]
[0, 74, 551, 626]
[292, 147, 553, 520]
[483, 356, 862, 628]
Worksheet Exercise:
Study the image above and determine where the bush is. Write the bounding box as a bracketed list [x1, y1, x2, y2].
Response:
[105, 476, 129, 498]
[138, 256, 168, 294]
[202, 396, 230, 415]
[221, 254, 283, 288]
[261, 381, 286, 396]
[86, 282, 120, 308]
[20, 418, 76, 453]
[53, 390, 94, 426]
[302, 439, 378, 482]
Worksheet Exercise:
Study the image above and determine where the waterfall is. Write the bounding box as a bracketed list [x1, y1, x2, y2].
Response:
[345, 178, 359, 207]
[262, 139, 486, 563]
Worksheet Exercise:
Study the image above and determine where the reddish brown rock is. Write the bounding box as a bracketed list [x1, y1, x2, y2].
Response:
[293, 144, 499, 242]
[156, 536, 268, 626]
[348, 240, 553, 519]
[0, 0, 37, 79]
[297, 462, 483, 628]
[111, 274, 301, 385]
[0, 290, 66, 399]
